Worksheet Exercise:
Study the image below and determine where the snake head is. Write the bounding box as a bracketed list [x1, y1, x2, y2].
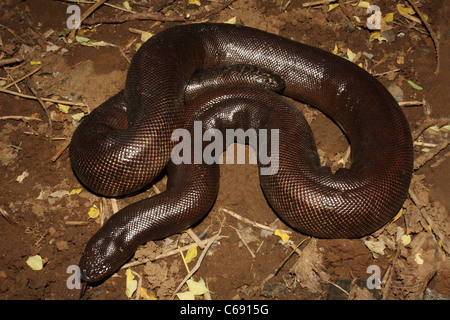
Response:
[78, 225, 135, 283]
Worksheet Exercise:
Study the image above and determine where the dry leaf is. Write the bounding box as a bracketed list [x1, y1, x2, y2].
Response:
[186, 278, 209, 296]
[274, 229, 290, 242]
[88, 205, 99, 219]
[184, 245, 197, 263]
[125, 269, 137, 298]
[26, 255, 43, 271]
[16, 171, 29, 183]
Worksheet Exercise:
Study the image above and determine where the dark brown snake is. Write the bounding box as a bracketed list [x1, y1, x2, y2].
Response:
[69, 23, 413, 283]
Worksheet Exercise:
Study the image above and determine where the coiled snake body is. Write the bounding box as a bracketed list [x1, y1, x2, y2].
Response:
[69, 23, 413, 283]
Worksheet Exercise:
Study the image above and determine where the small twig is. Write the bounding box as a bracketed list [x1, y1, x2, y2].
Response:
[398, 100, 425, 107]
[63, 0, 136, 13]
[121, 237, 214, 269]
[338, 0, 366, 28]
[0, 207, 15, 224]
[373, 69, 401, 77]
[413, 141, 438, 148]
[231, 226, 256, 258]
[171, 220, 224, 299]
[26, 80, 53, 141]
[186, 228, 206, 249]
[1, 67, 41, 90]
[405, 0, 440, 74]
[274, 237, 310, 276]
[302, 0, 335, 7]
[0, 116, 42, 122]
[51, 139, 71, 162]
[327, 281, 350, 296]
[220, 207, 292, 235]
[65, 220, 89, 226]
[412, 117, 450, 141]
[83, 0, 236, 24]
[0, 87, 87, 107]
[408, 188, 449, 255]
[414, 139, 450, 170]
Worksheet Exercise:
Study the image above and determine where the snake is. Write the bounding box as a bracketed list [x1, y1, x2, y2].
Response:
[69, 23, 413, 284]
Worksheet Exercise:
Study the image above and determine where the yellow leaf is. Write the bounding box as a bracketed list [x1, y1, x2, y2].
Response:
[140, 31, 154, 42]
[177, 291, 195, 300]
[186, 278, 209, 295]
[188, 0, 201, 6]
[71, 113, 85, 121]
[69, 188, 82, 195]
[125, 269, 137, 298]
[274, 229, 290, 242]
[224, 16, 237, 24]
[140, 288, 157, 300]
[346, 48, 356, 62]
[369, 31, 382, 42]
[26, 255, 43, 271]
[184, 245, 197, 263]
[135, 43, 142, 50]
[332, 44, 338, 55]
[397, 4, 415, 16]
[401, 234, 411, 246]
[358, 1, 370, 8]
[30, 61, 41, 66]
[328, 3, 339, 11]
[88, 205, 99, 219]
[75, 35, 90, 43]
[397, 56, 404, 65]
[123, 1, 132, 11]
[384, 12, 394, 22]
[392, 208, 403, 222]
[58, 103, 70, 113]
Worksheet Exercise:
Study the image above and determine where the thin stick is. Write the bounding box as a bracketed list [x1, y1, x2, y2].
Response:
[398, 100, 425, 107]
[274, 237, 310, 275]
[51, 139, 71, 162]
[0, 87, 87, 106]
[373, 69, 400, 77]
[231, 226, 256, 258]
[302, 0, 335, 7]
[65, 220, 89, 226]
[1, 67, 41, 90]
[26, 81, 53, 141]
[186, 228, 206, 249]
[409, 188, 449, 255]
[0, 116, 41, 122]
[171, 220, 224, 299]
[414, 140, 450, 170]
[220, 207, 292, 234]
[63, 0, 136, 13]
[121, 238, 212, 269]
[83, 0, 236, 24]
[405, 0, 440, 74]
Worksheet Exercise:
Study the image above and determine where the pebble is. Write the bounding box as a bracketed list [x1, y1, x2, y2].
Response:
[388, 83, 404, 102]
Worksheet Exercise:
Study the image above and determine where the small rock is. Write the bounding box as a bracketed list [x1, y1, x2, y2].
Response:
[388, 83, 404, 102]
[382, 29, 396, 43]
[56, 240, 69, 251]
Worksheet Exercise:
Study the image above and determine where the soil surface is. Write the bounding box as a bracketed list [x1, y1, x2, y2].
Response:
[0, 0, 448, 300]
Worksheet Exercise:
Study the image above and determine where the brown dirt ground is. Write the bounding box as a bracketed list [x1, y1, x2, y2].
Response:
[0, 0, 448, 300]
